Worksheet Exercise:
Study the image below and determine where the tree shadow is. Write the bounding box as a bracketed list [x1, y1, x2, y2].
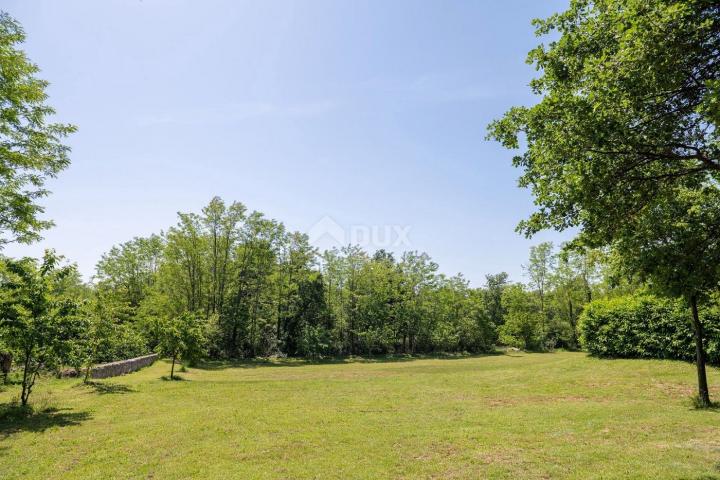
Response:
[586, 354, 720, 369]
[0, 377, 23, 391]
[0, 406, 91, 439]
[76, 381, 136, 395]
[687, 396, 720, 412]
[194, 351, 504, 371]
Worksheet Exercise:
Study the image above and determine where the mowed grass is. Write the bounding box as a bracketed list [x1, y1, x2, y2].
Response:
[1, 352, 720, 479]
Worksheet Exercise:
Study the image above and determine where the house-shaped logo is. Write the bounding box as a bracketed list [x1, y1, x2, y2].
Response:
[308, 216, 346, 246]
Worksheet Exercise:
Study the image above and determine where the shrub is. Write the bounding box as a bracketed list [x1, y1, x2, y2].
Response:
[94, 322, 149, 364]
[578, 295, 720, 365]
[297, 324, 331, 359]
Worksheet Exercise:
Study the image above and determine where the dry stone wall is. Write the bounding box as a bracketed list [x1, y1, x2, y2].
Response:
[91, 353, 158, 379]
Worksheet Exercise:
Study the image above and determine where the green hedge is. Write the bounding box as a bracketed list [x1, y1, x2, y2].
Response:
[578, 295, 720, 365]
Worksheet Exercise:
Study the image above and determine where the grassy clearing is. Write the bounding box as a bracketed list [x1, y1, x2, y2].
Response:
[1, 352, 719, 479]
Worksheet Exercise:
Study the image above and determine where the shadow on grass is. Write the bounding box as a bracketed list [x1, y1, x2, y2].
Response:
[76, 381, 136, 395]
[0, 377, 22, 386]
[0, 405, 91, 439]
[160, 375, 185, 381]
[688, 396, 720, 412]
[194, 351, 505, 371]
[585, 354, 720, 371]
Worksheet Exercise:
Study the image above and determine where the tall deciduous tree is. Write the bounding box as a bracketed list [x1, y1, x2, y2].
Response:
[613, 187, 720, 407]
[276, 232, 317, 354]
[292, 272, 331, 358]
[201, 197, 246, 318]
[94, 235, 164, 308]
[483, 272, 509, 330]
[489, 0, 720, 405]
[0, 251, 84, 405]
[488, 0, 720, 243]
[500, 283, 542, 350]
[551, 249, 587, 348]
[0, 12, 76, 245]
[524, 242, 555, 345]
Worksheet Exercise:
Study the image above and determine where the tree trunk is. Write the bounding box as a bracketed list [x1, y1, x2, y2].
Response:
[171, 354, 177, 380]
[21, 382, 29, 405]
[690, 295, 711, 407]
[1, 352, 11, 384]
[21, 373, 34, 406]
[230, 321, 238, 356]
[20, 350, 32, 406]
[568, 298, 578, 348]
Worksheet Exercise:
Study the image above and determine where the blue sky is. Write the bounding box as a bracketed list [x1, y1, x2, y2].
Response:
[4, 0, 572, 285]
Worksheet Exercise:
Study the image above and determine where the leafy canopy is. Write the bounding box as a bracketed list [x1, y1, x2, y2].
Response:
[488, 0, 720, 244]
[613, 187, 720, 302]
[0, 250, 85, 404]
[0, 12, 76, 245]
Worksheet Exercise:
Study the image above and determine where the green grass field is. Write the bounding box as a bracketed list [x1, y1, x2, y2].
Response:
[1, 352, 719, 479]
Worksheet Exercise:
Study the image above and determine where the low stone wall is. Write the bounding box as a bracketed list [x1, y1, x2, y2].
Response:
[91, 353, 159, 379]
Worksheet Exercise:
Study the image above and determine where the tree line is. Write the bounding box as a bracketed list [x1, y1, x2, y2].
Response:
[1, 1, 719, 410]
[1, 195, 632, 404]
[91, 197, 612, 360]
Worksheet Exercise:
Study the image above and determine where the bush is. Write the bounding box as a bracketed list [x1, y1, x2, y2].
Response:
[578, 295, 720, 365]
[298, 324, 331, 359]
[95, 322, 149, 363]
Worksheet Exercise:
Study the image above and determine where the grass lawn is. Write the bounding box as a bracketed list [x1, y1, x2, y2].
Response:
[1, 352, 719, 479]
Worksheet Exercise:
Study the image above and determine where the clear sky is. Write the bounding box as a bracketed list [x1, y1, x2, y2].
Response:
[4, 0, 573, 285]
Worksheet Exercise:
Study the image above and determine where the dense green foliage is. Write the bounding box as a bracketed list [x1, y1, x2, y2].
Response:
[1, 11, 720, 480]
[579, 294, 720, 365]
[611, 187, 720, 305]
[89, 199, 607, 360]
[499, 284, 543, 350]
[0, 12, 75, 246]
[94, 198, 501, 358]
[0, 251, 85, 404]
[610, 186, 720, 405]
[488, 0, 720, 242]
[158, 312, 206, 379]
[3, 1, 719, 436]
[489, 0, 720, 406]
